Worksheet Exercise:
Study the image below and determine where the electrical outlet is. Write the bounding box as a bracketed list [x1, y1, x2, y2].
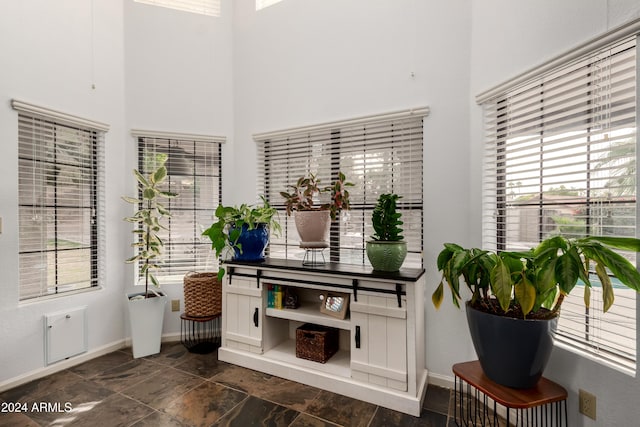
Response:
[579, 389, 597, 420]
[171, 299, 180, 312]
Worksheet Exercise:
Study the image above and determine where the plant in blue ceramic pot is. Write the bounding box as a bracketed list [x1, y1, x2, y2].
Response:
[202, 196, 280, 280]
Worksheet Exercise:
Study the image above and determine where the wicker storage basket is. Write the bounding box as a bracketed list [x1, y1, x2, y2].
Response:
[296, 323, 338, 363]
[183, 272, 222, 317]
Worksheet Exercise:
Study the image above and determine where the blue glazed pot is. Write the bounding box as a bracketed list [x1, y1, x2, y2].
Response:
[233, 223, 269, 262]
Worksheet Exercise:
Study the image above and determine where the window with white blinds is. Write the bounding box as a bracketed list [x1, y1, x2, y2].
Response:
[480, 36, 637, 370]
[256, 109, 426, 267]
[16, 103, 107, 301]
[134, 0, 220, 16]
[135, 133, 222, 284]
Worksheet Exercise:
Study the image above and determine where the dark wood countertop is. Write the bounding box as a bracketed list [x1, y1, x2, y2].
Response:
[224, 257, 425, 282]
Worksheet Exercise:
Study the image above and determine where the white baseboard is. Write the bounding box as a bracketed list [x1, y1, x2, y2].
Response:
[428, 371, 455, 389]
[0, 339, 126, 393]
[1, 333, 183, 393]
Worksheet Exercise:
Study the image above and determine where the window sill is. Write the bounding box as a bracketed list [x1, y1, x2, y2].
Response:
[18, 286, 104, 306]
[553, 338, 636, 378]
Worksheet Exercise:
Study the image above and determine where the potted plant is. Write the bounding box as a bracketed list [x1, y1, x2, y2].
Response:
[432, 235, 640, 388]
[122, 154, 177, 358]
[366, 193, 407, 272]
[280, 172, 353, 246]
[202, 196, 281, 280]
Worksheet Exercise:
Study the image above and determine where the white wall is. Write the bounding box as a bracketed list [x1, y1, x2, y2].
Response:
[470, 1, 640, 425]
[123, 0, 234, 334]
[0, 0, 128, 385]
[232, 0, 475, 379]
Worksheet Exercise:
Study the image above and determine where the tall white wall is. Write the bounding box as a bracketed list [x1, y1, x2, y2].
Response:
[470, 1, 640, 425]
[231, 0, 475, 377]
[123, 0, 234, 334]
[0, 0, 128, 385]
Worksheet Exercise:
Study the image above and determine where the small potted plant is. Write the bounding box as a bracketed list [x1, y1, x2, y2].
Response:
[366, 193, 407, 272]
[202, 196, 281, 280]
[280, 172, 353, 246]
[432, 235, 640, 388]
[122, 153, 177, 358]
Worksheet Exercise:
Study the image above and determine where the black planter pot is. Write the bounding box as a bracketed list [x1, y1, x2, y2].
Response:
[466, 302, 558, 389]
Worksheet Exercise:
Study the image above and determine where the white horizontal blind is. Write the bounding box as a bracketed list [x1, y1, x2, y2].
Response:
[256, 112, 424, 267]
[17, 113, 105, 300]
[481, 36, 637, 370]
[134, 0, 220, 16]
[136, 135, 222, 283]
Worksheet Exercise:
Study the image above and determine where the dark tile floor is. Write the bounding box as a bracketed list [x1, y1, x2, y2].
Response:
[0, 342, 455, 427]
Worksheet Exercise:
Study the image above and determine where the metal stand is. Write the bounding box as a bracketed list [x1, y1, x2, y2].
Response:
[302, 248, 327, 266]
[180, 313, 221, 354]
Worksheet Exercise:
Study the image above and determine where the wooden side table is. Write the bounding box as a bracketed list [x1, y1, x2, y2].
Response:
[453, 361, 567, 426]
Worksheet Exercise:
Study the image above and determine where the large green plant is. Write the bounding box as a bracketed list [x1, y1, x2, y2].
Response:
[370, 193, 404, 241]
[280, 172, 354, 220]
[432, 235, 640, 319]
[202, 197, 281, 280]
[122, 154, 177, 298]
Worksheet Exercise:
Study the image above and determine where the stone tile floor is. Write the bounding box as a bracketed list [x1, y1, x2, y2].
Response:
[0, 343, 456, 426]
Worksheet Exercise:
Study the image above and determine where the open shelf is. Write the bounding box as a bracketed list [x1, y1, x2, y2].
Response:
[266, 305, 351, 330]
[263, 339, 351, 378]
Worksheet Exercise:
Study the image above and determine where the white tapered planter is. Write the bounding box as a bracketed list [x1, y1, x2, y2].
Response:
[126, 291, 167, 358]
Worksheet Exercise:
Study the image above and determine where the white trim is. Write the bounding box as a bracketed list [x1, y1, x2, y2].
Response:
[253, 106, 430, 140]
[11, 99, 110, 132]
[0, 340, 125, 393]
[131, 129, 226, 144]
[476, 17, 640, 104]
[427, 371, 455, 389]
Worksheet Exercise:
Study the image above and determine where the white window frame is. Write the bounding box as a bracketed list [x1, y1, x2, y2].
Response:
[134, 0, 220, 17]
[13, 100, 108, 301]
[256, 0, 285, 11]
[132, 130, 224, 285]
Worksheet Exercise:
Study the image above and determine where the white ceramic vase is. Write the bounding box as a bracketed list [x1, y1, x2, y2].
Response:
[294, 210, 331, 248]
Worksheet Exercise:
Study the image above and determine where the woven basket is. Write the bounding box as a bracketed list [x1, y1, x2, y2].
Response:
[296, 323, 338, 363]
[183, 272, 222, 317]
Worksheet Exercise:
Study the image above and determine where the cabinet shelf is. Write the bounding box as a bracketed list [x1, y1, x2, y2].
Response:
[266, 305, 351, 330]
[263, 339, 351, 378]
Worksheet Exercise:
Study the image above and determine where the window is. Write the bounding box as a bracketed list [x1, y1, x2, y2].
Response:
[134, 131, 223, 284]
[480, 35, 637, 370]
[14, 100, 108, 300]
[256, 108, 426, 267]
[134, 0, 220, 17]
[256, 0, 284, 11]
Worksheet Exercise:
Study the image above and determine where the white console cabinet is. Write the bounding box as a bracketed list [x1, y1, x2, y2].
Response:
[219, 258, 427, 416]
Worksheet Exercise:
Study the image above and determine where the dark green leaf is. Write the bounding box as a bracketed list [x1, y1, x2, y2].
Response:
[490, 257, 512, 312]
[555, 252, 579, 294]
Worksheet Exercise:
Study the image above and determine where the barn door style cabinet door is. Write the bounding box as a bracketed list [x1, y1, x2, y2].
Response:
[219, 258, 427, 416]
